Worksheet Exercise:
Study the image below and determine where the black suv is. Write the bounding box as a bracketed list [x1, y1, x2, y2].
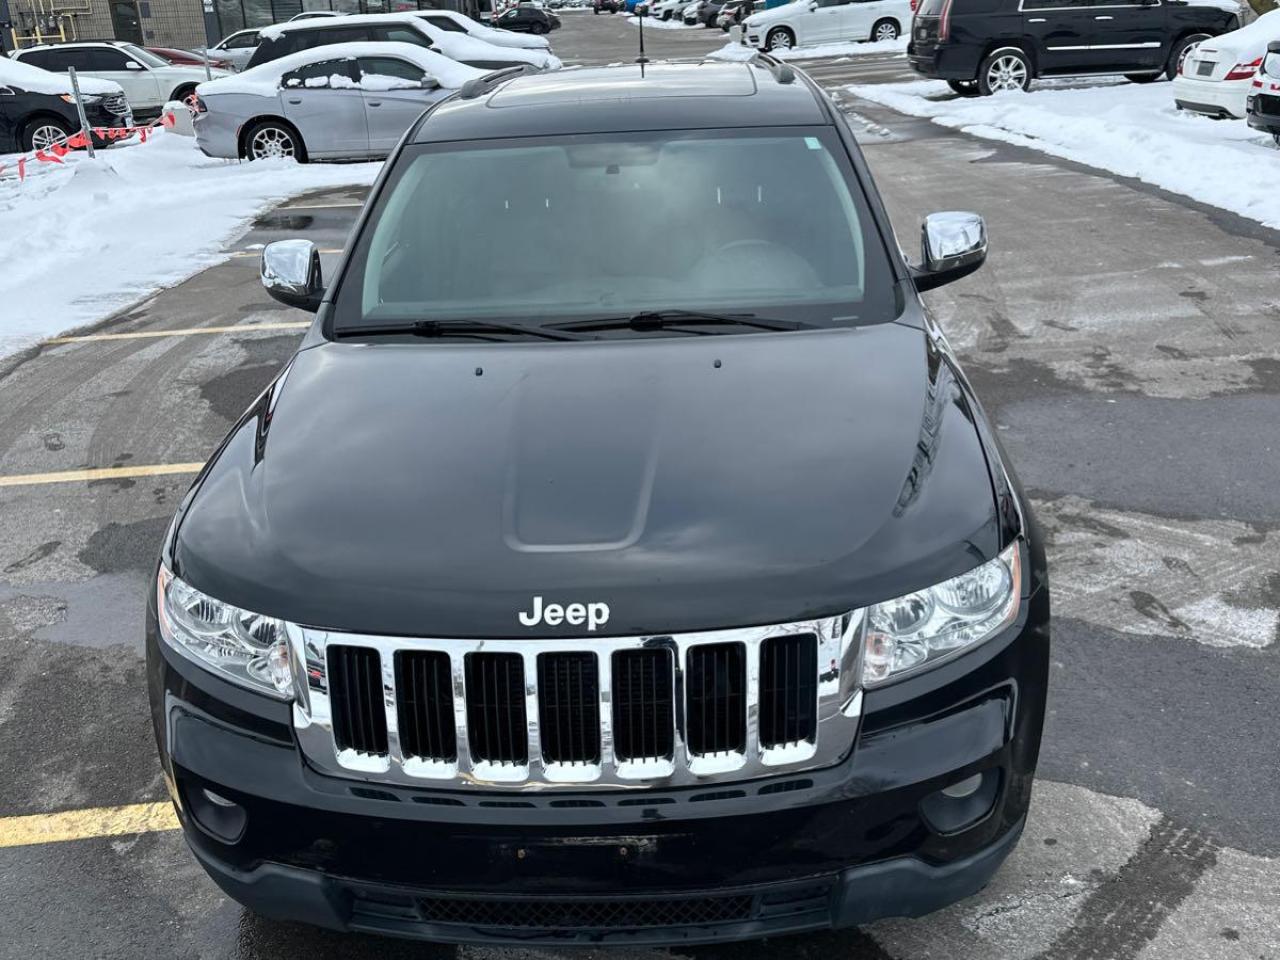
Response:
[148, 58, 1050, 946]
[0, 60, 133, 153]
[909, 0, 1239, 95]
[494, 4, 562, 31]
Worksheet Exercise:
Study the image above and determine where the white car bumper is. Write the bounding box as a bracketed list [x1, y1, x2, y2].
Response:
[1171, 74, 1250, 119]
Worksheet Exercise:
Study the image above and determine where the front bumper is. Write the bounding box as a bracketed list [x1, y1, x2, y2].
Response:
[148, 583, 1049, 944]
[1172, 75, 1249, 119]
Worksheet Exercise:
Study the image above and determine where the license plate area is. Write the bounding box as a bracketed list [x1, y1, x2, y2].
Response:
[1196, 60, 1215, 77]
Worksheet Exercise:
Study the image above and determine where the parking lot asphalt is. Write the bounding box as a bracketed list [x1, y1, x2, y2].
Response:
[1, 14, 1277, 959]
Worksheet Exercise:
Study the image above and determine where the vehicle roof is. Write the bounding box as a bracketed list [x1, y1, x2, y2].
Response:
[262, 11, 423, 35]
[412, 59, 828, 142]
[19, 40, 133, 49]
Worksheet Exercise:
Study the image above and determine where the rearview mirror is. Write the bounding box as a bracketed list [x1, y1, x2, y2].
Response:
[261, 239, 324, 312]
[912, 211, 986, 292]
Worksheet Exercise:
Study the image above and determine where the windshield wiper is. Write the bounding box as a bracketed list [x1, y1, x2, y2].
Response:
[549, 310, 810, 335]
[336, 319, 590, 342]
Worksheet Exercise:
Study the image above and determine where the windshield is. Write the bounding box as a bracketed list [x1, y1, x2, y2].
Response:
[333, 127, 898, 335]
[122, 44, 170, 67]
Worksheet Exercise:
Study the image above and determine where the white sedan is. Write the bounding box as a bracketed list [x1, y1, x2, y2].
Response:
[743, 0, 909, 52]
[1173, 9, 1280, 119]
[413, 8, 552, 49]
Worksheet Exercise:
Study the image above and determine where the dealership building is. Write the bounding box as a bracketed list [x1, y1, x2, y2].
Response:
[2, 0, 478, 53]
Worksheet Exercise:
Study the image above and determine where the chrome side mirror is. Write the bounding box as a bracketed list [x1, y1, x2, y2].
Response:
[913, 211, 987, 292]
[420, 75, 441, 89]
[125, 60, 143, 70]
[261, 239, 323, 312]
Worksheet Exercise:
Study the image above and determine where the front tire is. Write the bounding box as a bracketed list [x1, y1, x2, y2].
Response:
[243, 119, 306, 162]
[766, 26, 794, 51]
[870, 18, 898, 42]
[978, 47, 1031, 95]
[1167, 33, 1210, 80]
[1124, 72, 1161, 84]
[21, 116, 72, 152]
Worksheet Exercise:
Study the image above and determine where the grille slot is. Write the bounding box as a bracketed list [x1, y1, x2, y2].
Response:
[537, 653, 600, 764]
[759, 633, 818, 748]
[417, 894, 755, 930]
[685, 643, 746, 756]
[102, 93, 129, 116]
[464, 653, 528, 765]
[612, 648, 675, 761]
[395, 650, 457, 762]
[327, 645, 388, 756]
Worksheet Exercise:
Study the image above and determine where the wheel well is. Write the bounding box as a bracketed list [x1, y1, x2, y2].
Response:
[766, 23, 794, 36]
[169, 82, 198, 102]
[18, 111, 71, 144]
[238, 115, 303, 159]
[982, 41, 1036, 75]
[872, 16, 900, 30]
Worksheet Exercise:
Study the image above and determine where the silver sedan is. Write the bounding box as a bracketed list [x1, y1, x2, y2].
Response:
[193, 42, 481, 162]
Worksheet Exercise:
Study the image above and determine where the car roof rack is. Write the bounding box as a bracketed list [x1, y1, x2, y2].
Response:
[458, 63, 538, 100]
[749, 52, 795, 85]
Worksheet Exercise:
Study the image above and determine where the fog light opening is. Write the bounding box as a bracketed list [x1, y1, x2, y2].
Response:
[920, 769, 1001, 835]
[185, 782, 248, 844]
[203, 788, 237, 808]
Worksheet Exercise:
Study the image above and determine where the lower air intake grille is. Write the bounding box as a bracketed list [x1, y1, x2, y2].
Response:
[395, 650, 457, 762]
[612, 648, 675, 761]
[759, 633, 818, 748]
[685, 642, 746, 756]
[464, 652, 528, 764]
[327, 645, 388, 756]
[537, 653, 600, 764]
[417, 894, 755, 930]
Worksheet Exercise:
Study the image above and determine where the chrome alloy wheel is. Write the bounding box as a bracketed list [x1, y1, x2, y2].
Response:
[30, 124, 69, 151]
[986, 53, 1028, 93]
[767, 28, 793, 50]
[873, 20, 897, 41]
[250, 126, 296, 160]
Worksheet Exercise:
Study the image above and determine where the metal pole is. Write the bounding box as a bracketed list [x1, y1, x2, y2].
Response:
[202, 43, 211, 81]
[67, 65, 95, 159]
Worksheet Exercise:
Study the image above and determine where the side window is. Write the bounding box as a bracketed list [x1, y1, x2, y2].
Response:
[226, 30, 260, 48]
[19, 50, 57, 69]
[1020, 0, 1084, 8]
[816, 0, 848, 8]
[296, 26, 373, 50]
[281, 57, 359, 88]
[423, 14, 467, 30]
[374, 25, 434, 46]
[358, 56, 427, 85]
[89, 49, 136, 70]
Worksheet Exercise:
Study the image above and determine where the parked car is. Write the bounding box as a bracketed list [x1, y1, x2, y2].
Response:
[649, 0, 686, 19]
[151, 57, 1049, 948]
[193, 41, 481, 161]
[492, 4, 561, 32]
[744, 0, 909, 51]
[146, 46, 233, 72]
[288, 9, 345, 19]
[593, 0, 620, 12]
[1246, 40, 1280, 143]
[1173, 8, 1280, 119]
[207, 28, 262, 72]
[908, 0, 1240, 96]
[12, 41, 231, 117]
[684, 0, 725, 25]
[0, 55, 132, 152]
[244, 13, 561, 71]
[412, 8, 552, 49]
[718, 0, 755, 30]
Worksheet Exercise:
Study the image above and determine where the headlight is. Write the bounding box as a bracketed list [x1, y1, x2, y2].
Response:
[157, 567, 294, 699]
[60, 93, 103, 105]
[862, 542, 1022, 686]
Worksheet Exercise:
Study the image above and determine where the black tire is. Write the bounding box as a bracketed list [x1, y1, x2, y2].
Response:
[20, 115, 72, 153]
[532, 21, 549, 32]
[170, 83, 198, 103]
[869, 18, 899, 42]
[977, 46, 1031, 95]
[1273, 132, 1280, 147]
[242, 119, 307, 162]
[947, 79, 979, 96]
[1166, 33, 1211, 80]
[765, 26, 794, 51]
[1124, 72, 1161, 84]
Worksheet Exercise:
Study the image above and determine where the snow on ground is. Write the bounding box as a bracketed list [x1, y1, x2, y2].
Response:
[846, 78, 1280, 228]
[627, 14, 700, 28]
[0, 131, 379, 359]
[710, 36, 906, 60]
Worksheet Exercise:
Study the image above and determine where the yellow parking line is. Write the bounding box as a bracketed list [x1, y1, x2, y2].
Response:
[0, 462, 204, 489]
[228, 247, 344, 259]
[46, 322, 310, 344]
[0, 802, 179, 849]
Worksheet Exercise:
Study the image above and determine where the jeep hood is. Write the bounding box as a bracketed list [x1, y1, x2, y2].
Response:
[173, 323, 1001, 638]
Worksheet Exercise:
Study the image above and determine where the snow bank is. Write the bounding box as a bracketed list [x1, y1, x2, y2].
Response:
[0, 57, 123, 97]
[627, 15, 699, 28]
[846, 79, 1280, 228]
[0, 131, 379, 358]
[198, 41, 484, 98]
[710, 36, 907, 60]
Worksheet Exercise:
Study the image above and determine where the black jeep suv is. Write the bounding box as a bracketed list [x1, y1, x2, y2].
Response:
[148, 58, 1050, 946]
[909, 0, 1239, 95]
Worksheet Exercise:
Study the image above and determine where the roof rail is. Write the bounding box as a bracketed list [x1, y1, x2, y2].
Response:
[750, 52, 795, 85]
[458, 64, 538, 100]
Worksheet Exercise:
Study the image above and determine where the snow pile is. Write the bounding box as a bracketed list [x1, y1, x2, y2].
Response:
[0, 56, 123, 96]
[846, 79, 1280, 228]
[628, 15, 699, 28]
[198, 41, 484, 98]
[0, 131, 380, 357]
[710, 36, 907, 60]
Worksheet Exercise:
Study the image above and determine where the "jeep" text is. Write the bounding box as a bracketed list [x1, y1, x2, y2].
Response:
[518, 596, 610, 632]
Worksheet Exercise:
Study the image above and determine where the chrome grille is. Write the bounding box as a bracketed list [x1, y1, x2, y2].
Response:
[101, 93, 130, 116]
[289, 613, 864, 790]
